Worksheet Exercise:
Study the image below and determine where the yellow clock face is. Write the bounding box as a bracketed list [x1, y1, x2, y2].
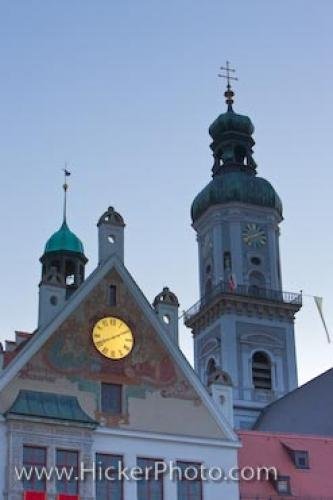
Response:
[92, 317, 134, 360]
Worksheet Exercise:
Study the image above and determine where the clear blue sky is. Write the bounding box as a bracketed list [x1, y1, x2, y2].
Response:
[0, 0, 332, 384]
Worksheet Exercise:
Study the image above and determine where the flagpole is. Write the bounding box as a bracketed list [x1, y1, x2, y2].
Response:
[62, 164, 71, 224]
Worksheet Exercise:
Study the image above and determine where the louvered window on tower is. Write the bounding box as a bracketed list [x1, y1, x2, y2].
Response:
[252, 351, 272, 390]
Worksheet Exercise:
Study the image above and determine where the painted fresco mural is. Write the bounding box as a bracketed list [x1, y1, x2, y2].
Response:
[18, 269, 199, 426]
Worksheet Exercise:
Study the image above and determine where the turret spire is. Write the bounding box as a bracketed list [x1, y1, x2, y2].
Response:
[218, 61, 238, 111]
[62, 165, 71, 223]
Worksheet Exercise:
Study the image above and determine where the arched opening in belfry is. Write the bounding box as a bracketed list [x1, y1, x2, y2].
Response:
[50, 259, 61, 273]
[252, 351, 272, 390]
[234, 145, 247, 165]
[65, 260, 76, 286]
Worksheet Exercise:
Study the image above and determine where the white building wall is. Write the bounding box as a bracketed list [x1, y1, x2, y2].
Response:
[93, 428, 240, 500]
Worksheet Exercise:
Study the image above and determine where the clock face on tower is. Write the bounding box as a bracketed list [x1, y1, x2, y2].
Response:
[92, 317, 134, 360]
[242, 223, 267, 248]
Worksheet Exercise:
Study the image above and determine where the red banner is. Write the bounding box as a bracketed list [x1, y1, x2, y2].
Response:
[24, 492, 46, 500]
[23, 491, 79, 500]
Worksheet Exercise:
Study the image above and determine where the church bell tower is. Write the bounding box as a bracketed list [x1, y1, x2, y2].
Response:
[184, 64, 302, 428]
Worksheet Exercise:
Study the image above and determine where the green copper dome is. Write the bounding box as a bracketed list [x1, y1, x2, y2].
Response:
[191, 171, 283, 222]
[209, 109, 254, 140]
[44, 221, 85, 255]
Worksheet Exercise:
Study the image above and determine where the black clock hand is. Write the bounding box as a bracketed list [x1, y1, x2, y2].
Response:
[98, 330, 130, 345]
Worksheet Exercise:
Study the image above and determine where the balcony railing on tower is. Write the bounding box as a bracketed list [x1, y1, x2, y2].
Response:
[184, 280, 302, 323]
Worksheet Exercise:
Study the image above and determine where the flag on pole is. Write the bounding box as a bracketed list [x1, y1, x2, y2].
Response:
[314, 296, 331, 343]
[64, 168, 71, 176]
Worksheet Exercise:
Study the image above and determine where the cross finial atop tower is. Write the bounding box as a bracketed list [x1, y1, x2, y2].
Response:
[218, 61, 238, 111]
[62, 164, 71, 223]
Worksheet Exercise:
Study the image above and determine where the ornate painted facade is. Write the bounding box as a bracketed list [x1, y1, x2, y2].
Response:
[0, 206, 240, 500]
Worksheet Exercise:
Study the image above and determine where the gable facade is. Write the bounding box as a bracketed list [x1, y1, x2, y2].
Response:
[0, 257, 240, 500]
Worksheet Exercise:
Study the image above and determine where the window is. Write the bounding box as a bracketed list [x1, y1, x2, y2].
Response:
[223, 251, 232, 271]
[22, 445, 47, 492]
[137, 457, 164, 500]
[206, 358, 216, 377]
[250, 256, 261, 266]
[293, 450, 309, 469]
[177, 461, 202, 500]
[109, 285, 117, 306]
[162, 314, 170, 325]
[56, 449, 79, 495]
[96, 454, 123, 500]
[252, 351, 272, 390]
[275, 475, 291, 495]
[101, 383, 122, 415]
[50, 295, 58, 306]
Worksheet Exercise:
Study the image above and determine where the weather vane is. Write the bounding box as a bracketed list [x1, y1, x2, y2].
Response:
[62, 164, 71, 223]
[218, 61, 238, 110]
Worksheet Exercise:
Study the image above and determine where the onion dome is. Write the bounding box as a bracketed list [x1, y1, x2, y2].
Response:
[97, 206, 125, 227]
[192, 172, 283, 222]
[44, 221, 85, 255]
[209, 110, 254, 139]
[153, 287, 179, 308]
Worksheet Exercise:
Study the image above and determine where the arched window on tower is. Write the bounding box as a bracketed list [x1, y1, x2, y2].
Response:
[252, 351, 272, 390]
[206, 358, 217, 377]
[206, 358, 217, 386]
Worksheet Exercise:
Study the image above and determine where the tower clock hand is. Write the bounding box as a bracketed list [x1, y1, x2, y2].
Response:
[110, 330, 130, 340]
[97, 330, 130, 345]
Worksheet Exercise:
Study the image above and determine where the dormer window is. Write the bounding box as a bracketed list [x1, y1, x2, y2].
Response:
[294, 451, 309, 469]
[287, 450, 309, 469]
[282, 441, 310, 469]
[275, 475, 291, 495]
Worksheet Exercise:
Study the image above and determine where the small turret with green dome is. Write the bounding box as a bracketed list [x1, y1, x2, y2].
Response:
[40, 171, 87, 297]
[191, 64, 282, 223]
